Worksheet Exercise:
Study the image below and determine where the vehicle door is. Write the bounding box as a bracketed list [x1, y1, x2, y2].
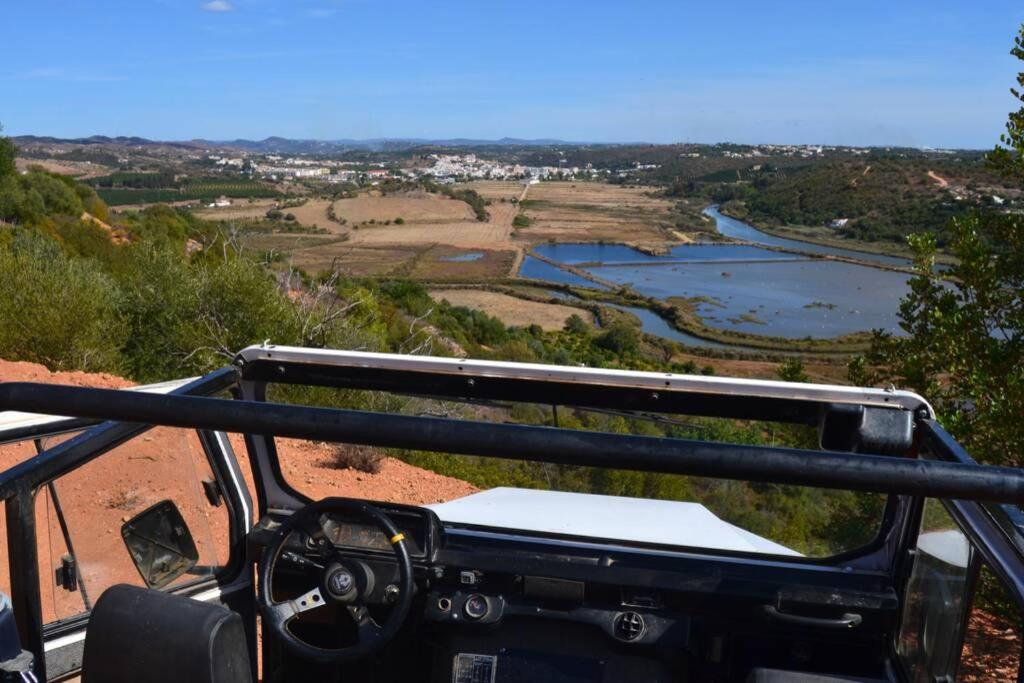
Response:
[894, 422, 1024, 682]
[0, 375, 255, 682]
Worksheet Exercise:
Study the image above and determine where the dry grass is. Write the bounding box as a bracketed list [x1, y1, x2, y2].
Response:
[406, 247, 517, 280]
[348, 220, 512, 248]
[285, 199, 342, 232]
[103, 486, 144, 511]
[516, 181, 676, 246]
[16, 157, 113, 179]
[430, 289, 594, 331]
[671, 351, 849, 384]
[193, 198, 279, 221]
[328, 444, 385, 474]
[332, 192, 474, 224]
[462, 181, 527, 201]
[247, 235, 423, 277]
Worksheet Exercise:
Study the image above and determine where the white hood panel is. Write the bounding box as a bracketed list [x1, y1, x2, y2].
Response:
[429, 487, 800, 557]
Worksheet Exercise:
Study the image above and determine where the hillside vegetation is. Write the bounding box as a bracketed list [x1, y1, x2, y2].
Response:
[687, 157, 1015, 246]
[745, 160, 1009, 244]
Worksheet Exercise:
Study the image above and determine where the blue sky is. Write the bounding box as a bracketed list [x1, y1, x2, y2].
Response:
[2, 1, 1022, 148]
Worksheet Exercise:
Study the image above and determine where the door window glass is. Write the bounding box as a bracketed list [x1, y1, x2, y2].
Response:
[896, 498, 974, 682]
[35, 427, 231, 623]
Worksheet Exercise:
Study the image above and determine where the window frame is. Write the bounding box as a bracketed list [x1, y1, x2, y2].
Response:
[0, 368, 247, 681]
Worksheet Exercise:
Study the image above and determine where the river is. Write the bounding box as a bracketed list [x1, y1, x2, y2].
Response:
[702, 206, 912, 267]
[518, 208, 913, 343]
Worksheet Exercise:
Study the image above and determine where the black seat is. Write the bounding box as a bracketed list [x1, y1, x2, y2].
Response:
[82, 584, 252, 683]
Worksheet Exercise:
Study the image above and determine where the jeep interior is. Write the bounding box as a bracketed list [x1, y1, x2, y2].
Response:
[0, 345, 1022, 682]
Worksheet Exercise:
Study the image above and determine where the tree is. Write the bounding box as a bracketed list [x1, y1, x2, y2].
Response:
[987, 25, 1024, 180]
[0, 124, 16, 179]
[595, 322, 640, 355]
[777, 358, 810, 383]
[563, 313, 590, 336]
[864, 24, 1024, 467]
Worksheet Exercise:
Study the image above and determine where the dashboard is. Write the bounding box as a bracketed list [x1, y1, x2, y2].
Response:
[259, 499, 898, 682]
[317, 506, 432, 559]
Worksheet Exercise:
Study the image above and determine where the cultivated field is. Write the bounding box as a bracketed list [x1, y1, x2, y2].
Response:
[429, 289, 594, 330]
[462, 180, 528, 202]
[284, 199, 341, 232]
[516, 182, 676, 246]
[193, 198, 279, 221]
[347, 220, 512, 248]
[332, 191, 474, 224]
[404, 247, 517, 280]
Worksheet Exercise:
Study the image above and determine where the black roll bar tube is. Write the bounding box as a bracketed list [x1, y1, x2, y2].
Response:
[1, 381, 1023, 505]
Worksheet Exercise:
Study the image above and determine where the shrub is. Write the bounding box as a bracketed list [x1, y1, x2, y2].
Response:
[330, 444, 385, 474]
[595, 322, 640, 355]
[0, 231, 127, 372]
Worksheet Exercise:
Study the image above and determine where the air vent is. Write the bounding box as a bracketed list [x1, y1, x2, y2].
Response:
[614, 611, 645, 641]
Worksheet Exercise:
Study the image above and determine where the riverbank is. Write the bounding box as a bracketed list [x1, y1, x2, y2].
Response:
[717, 202, 957, 266]
[421, 279, 873, 357]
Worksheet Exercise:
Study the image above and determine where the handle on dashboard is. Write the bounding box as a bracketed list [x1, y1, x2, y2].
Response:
[762, 604, 862, 629]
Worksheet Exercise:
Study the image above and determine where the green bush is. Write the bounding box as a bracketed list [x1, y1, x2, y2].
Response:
[0, 232, 127, 371]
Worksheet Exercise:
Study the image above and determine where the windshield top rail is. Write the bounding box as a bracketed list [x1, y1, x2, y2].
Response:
[234, 346, 934, 426]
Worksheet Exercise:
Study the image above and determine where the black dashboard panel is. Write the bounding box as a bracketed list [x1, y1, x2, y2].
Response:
[256, 500, 441, 564]
[321, 508, 431, 558]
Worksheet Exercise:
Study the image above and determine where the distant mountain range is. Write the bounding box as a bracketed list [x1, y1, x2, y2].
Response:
[12, 135, 615, 154]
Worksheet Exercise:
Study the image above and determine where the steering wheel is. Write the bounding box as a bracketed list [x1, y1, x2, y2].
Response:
[257, 498, 414, 663]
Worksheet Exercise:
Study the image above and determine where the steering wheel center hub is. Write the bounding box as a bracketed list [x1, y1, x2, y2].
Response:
[326, 566, 355, 598]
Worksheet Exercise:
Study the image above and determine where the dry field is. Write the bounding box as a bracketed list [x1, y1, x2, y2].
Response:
[405, 247, 517, 280]
[193, 198, 279, 221]
[430, 289, 594, 331]
[243, 234, 420, 277]
[284, 199, 341, 232]
[462, 180, 528, 201]
[328, 190, 517, 250]
[16, 157, 113, 179]
[348, 219, 512, 248]
[516, 181, 676, 246]
[332, 191, 474, 224]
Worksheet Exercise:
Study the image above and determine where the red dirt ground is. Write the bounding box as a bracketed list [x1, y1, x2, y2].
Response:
[0, 359, 475, 625]
[960, 608, 1021, 681]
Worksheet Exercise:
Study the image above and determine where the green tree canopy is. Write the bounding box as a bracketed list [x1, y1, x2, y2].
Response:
[0, 125, 16, 179]
[987, 24, 1024, 180]
[864, 25, 1024, 467]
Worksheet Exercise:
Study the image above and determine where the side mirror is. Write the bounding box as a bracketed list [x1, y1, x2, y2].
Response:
[120, 500, 199, 589]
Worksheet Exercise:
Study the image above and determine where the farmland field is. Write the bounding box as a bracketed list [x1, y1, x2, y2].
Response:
[515, 182, 677, 246]
[429, 289, 594, 330]
[192, 198, 279, 220]
[332, 191, 474, 224]
[405, 247, 517, 280]
[98, 180, 279, 206]
[241, 182, 690, 281]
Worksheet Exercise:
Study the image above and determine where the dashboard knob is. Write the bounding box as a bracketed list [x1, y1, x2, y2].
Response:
[463, 594, 489, 620]
[384, 584, 400, 604]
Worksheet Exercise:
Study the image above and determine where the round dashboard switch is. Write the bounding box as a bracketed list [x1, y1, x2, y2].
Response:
[463, 594, 488, 620]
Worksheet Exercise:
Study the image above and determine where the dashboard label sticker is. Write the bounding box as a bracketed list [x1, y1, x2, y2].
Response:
[452, 653, 497, 683]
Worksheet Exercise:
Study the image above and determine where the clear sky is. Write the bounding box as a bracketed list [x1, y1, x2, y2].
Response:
[2, 1, 1022, 148]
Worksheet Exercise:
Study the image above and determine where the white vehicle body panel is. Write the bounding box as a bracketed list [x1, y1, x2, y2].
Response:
[430, 487, 801, 557]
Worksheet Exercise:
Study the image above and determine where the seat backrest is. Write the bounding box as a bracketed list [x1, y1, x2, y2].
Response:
[82, 584, 251, 683]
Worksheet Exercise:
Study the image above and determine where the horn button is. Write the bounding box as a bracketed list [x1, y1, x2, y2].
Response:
[323, 562, 373, 602]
